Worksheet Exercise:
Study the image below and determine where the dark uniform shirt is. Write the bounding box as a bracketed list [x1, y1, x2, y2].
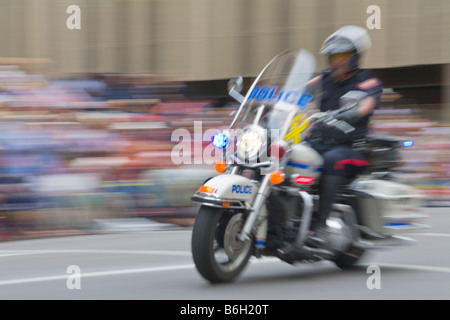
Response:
[311, 68, 383, 143]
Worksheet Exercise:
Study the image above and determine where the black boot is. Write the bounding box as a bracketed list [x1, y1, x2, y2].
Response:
[314, 175, 344, 230]
[307, 175, 343, 247]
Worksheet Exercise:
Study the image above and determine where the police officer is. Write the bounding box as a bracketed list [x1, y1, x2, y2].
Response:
[307, 25, 383, 242]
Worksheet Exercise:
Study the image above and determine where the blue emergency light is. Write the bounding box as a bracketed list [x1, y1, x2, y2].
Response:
[402, 140, 414, 147]
[212, 132, 228, 149]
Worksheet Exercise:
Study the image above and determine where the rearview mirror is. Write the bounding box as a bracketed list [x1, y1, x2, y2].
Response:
[228, 76, 244, 103]
[228, 76, 243, 93]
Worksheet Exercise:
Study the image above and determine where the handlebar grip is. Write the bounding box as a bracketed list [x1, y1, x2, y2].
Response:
[315, 112, 355, 134]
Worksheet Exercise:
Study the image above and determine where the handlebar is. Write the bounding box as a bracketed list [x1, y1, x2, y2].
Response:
[326, 119, 355, 134]
[304, 109, 355, 134]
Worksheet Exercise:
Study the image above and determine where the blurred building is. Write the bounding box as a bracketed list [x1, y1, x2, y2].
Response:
[0, 0, 448, 74]
[0, 0, 449, 118]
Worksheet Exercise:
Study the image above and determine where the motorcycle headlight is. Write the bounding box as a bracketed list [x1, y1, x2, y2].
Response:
[236, 126, 266, 161]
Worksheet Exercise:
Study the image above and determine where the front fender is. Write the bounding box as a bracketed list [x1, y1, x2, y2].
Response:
[192, 174, 259, 209]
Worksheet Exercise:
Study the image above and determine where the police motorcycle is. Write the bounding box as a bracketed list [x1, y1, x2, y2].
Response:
[191, 49, 428, 283]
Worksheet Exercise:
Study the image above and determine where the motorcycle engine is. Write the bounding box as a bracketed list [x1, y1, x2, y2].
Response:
[266, 188, 304, 251]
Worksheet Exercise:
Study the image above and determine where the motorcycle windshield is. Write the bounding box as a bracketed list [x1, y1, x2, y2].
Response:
[230, 49, 321, 138]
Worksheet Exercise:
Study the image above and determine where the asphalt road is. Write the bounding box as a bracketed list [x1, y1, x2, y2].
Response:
[0, 207, 449, 301]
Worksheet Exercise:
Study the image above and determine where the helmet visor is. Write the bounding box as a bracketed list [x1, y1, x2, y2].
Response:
[320, 36, 355, 55]
[328, 52, 354, 64]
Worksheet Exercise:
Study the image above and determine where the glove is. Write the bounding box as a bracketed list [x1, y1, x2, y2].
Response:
[336, 109, 360, 124]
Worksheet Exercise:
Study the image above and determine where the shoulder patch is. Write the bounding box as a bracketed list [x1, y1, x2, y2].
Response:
[356, 78, 381, 90]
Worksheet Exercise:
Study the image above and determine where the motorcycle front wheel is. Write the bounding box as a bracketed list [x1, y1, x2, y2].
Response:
[191, 205, 253, 283]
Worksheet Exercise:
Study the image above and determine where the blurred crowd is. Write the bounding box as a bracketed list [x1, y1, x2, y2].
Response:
[0, 64, 448, 240]
[0, 65, 231, 239]
[369, 105, 450, 202]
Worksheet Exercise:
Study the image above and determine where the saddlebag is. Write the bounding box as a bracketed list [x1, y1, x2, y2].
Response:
[350, 179, 429, 236]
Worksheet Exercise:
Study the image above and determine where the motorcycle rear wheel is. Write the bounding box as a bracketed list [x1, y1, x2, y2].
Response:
[191, 206, 253, 283]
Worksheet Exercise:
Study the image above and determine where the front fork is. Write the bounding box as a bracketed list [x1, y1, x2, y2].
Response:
[238, 174, 271, 243]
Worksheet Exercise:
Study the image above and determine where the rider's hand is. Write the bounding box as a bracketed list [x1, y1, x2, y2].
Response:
[336, 109, 360, 124]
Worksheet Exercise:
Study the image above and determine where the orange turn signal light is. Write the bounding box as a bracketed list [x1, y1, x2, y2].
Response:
[215, 160, 227, 173]
[269, 170, 284, 185]
[198, 186, 215, 194]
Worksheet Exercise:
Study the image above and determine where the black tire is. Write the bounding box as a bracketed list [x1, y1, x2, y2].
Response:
[191, 206, 253, 283]
[334, 246, 365, 269]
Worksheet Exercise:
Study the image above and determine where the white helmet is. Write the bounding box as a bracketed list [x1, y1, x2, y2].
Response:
[320, 25, 371, 70]
[320, 25, 371, 55]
